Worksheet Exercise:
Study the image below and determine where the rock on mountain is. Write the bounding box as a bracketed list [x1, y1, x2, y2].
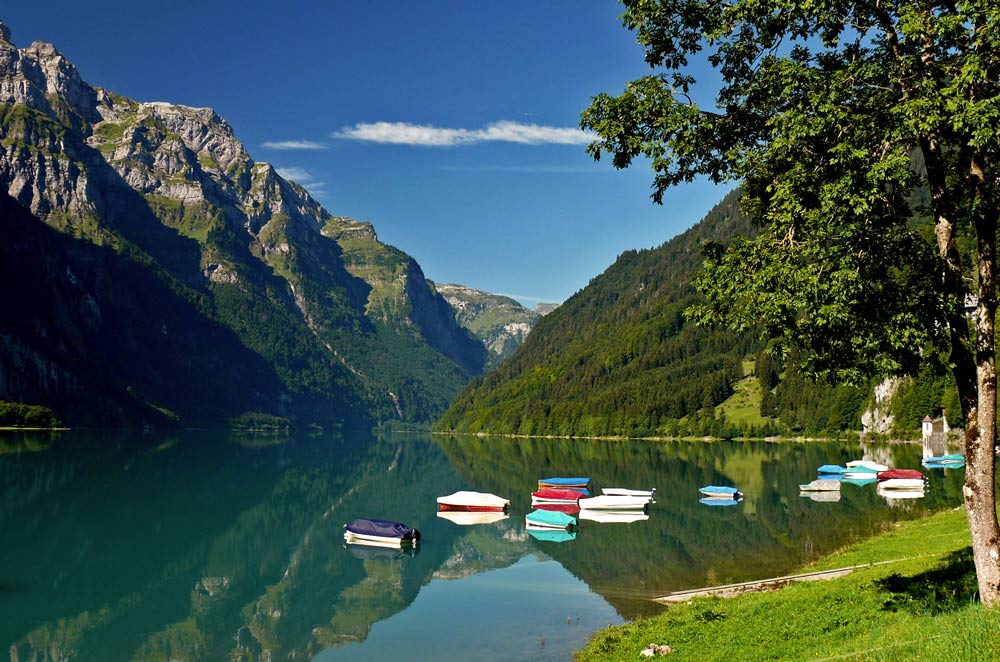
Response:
[435, 283, 543, 368]
[0, 22, 485, 427]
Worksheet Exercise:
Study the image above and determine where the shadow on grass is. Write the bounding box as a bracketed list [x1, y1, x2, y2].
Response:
[875, 547, 978, 615]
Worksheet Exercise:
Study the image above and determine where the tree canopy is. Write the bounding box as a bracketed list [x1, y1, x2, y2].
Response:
[583, 0, 1000, 606]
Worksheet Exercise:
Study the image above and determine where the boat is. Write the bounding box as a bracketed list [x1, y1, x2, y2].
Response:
[817, 464, 847, 475]
[877, 469, 925, 480]
[527, 528, 577, 543]
[578, 494, 651, 510]
[699, 485, 741, 498]
[846, 460, 889, 472]
[601, 487, 656, 500]
[876, 469, 926, 490]
[436, 490, 509, 512]
[525, 509, 577, 530]
[922, 453, 965, 466]
[343, 518, 420, 547]
[798, 479, 841, 492]
[699, 496, 743, 507]
[578, 510, 649, 524]
[538, 477, 590, 490]
[436, 511, 509, 526]
[531, 488, 583, 505]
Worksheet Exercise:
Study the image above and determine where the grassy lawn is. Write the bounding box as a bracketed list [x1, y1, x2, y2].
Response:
[575, 507, 1000, 661]
[717, 359, 770, 427]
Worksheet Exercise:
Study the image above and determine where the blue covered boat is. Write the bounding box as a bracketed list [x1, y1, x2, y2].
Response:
[525, 509, 577, 530]
[538, 477, 590, 490]
[699, 485, 741, 498]
[344, 518, 420, 547]
[817, 464, 847, 475]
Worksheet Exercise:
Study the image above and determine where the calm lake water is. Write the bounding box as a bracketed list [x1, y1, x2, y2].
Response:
[0, 430, 967, 661]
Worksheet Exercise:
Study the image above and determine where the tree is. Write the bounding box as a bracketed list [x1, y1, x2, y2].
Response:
[582, 0, 1000, 605]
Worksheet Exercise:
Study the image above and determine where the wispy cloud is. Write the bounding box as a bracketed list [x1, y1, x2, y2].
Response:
[261, 140, 328, 150]
[276, 167, 327, 195]
[331, 120, 595, 147]
[498, 293, 562, 304]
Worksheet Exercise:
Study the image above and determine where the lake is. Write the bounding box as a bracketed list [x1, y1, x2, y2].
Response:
[0, 430, 966, 661]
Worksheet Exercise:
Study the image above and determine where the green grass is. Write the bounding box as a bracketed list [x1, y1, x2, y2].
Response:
[575, 508, 1000, 661]
[717, 359, 770, 426]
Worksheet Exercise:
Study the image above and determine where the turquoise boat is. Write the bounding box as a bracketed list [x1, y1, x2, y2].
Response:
[817, 464, 847, 475]
[525, 509, 577, 530]
[699, 485, 741, 498]
[922, 453, 965, 465]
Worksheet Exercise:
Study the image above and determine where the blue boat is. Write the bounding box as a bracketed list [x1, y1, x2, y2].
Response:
[538, 477, 590, 490]
[699, 485, 741, 498]
[817, 464, 847, 475]
[344, 518, 421, 547]
[525, 509, 577, 530]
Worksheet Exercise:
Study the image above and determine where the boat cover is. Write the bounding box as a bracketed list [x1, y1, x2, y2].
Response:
[877, 469, 924, 481]
[531, 488, 583, 502]
[699, 485, 740, 496]
[538, 477, 590, 487]
[345, 518, 421, 542]
[525, 509, 577, 528]
[817, 464, 847, 474]
[533, 502, 581, 514]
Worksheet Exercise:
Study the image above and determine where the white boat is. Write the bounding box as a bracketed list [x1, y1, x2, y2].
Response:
[601, 487, 656, 499]
[846, 460, 889, 472]
[578, 510, 649, 524]
[877, 478, 926, 490]
[437, 511, 509, 526]
[579, 494, 651, 510]
[436, 490, 509, 512]
[798, 479, 841, 492]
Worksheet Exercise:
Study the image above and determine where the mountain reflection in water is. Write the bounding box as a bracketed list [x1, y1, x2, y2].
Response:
[0, 430, 966, 661]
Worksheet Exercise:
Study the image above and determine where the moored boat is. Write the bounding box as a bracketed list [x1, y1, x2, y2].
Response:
[699, 485, 741, 498]
[531, 488, 583, 505]
[817, 464, 847, 475]
[878, 478, 926, 490]
[601, 487, 656, 500]
[578, 494, 651, 510]
[436, 490, 509, 512]
[343, 518, 420, 547]
[538, 477, 590, 490]
[525, 509, 577, 530]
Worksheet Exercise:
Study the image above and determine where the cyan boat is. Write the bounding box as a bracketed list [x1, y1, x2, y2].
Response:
[922, 453, 965, 465]
[525, 509, 577, 530]
[699, 485, 741, 498]
[817, 464, 847, 475]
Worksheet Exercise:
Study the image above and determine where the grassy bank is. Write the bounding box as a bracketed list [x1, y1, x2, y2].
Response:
[576, 507, 1000, 661]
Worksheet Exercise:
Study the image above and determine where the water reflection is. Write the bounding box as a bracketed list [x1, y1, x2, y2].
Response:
[0, 430, 967, 661]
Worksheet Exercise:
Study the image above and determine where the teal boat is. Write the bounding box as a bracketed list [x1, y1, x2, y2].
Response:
[525, 509, 577, 530]
[922, 453, 965, 465]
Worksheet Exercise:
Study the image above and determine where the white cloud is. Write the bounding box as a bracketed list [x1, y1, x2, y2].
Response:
[331, 120, 595, 147]
[261, 140, 328, 150]
[275, 167, 314, 182]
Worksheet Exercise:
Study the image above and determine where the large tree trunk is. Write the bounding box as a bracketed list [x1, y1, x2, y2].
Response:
[967, 209, 1000, 607]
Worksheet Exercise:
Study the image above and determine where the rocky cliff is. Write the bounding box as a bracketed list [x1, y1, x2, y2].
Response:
[0, 21, 484, 426]
[435, 283, 542, 368]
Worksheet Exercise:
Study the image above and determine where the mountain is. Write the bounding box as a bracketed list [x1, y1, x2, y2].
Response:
[435, 283, 543, 368]
[0, 23, 484, 427]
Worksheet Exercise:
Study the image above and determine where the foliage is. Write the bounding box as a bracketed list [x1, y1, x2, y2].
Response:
[0, 401, 60, 428]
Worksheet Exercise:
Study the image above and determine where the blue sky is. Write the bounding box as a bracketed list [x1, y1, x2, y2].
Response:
[3, 1, 727, 306]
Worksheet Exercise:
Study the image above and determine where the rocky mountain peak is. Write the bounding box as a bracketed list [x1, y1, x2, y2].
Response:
[0, 21, 12, 45]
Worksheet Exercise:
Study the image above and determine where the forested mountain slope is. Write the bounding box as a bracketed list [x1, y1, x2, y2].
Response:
[0, 24, 484, 427]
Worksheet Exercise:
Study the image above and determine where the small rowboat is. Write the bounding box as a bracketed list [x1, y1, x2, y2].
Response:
[799, 479, 841, 492]
[531, 488, 583, 505]
[579, 494, 651, 510]
[877, 468, 926, 490]
[699, 485, 741, 498]
[436, 490, 509, 512]
[817, 464, 847, 475]
[922, 453, 965, 466]
[877, 469, 924, 481]
[538, 477, 590, 490]
[525, 509, 577, 530]
[343, 518, 420, 547]
[601, 487, 656, 499]
[436, 511, 509, 526]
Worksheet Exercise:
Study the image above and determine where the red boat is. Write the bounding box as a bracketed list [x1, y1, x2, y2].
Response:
[531, 488, 582, 505]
